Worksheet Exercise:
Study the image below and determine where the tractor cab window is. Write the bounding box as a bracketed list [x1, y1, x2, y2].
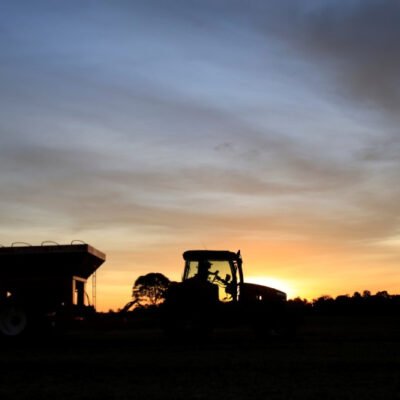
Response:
[184, 259, 237, 302]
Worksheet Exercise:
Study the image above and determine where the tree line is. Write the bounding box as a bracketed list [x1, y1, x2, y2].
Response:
[289, 290, 400, 315]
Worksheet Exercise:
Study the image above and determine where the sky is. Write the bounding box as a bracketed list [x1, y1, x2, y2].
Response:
[1, 0, 400, 311]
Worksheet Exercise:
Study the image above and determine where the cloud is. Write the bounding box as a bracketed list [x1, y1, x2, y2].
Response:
[259, 1, 400, 115]
[0, 133, 390, 247]
[1, 0, 399, 250]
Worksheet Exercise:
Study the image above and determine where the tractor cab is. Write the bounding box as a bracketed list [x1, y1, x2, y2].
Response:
[182, 250, 243, 303]
[182, 249, 287, 305]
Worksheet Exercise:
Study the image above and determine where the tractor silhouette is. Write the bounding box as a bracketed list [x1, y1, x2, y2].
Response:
[163, 250, 293, 336]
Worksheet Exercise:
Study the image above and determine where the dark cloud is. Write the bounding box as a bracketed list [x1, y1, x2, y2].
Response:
[260, 0, 400, 114]
[122, 0, 400, 114]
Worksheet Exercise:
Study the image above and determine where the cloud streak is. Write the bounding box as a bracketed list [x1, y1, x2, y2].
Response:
[260, 0, 400, 115]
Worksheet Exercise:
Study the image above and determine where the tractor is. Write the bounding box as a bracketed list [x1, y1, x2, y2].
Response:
[163, 250, 293, 336]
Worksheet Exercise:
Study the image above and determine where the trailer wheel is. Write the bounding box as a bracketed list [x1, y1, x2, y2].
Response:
[0, 304, 28, 336]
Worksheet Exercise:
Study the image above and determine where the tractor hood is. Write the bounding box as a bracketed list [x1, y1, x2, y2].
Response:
[240, 282, 287, 303]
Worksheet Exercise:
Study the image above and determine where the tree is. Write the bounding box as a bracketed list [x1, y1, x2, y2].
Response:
[363, 290, 371, 298]
[132, 273, 170, 307]
[376, 290, 389, 298]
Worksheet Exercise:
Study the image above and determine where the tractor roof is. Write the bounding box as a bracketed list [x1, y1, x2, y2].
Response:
[183, 250, 240, 262]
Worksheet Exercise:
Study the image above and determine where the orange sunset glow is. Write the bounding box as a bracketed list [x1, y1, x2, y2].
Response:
[92, 233, 400, 311]
[2, 1, 400, 312]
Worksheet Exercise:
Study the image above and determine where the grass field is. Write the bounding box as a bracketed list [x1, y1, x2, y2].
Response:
[1, 316, 400, 400]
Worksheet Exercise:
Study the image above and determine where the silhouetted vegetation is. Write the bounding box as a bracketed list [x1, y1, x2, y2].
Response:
[131, 272, 170, 307]
[288, 290, 400, 316]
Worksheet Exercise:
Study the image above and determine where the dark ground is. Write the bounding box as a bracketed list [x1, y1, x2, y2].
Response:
[1, 315, 400, 400]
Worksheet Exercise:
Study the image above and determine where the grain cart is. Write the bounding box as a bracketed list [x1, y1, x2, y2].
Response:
[164, 250, 292, 336]
[0, 242, 105, 336]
